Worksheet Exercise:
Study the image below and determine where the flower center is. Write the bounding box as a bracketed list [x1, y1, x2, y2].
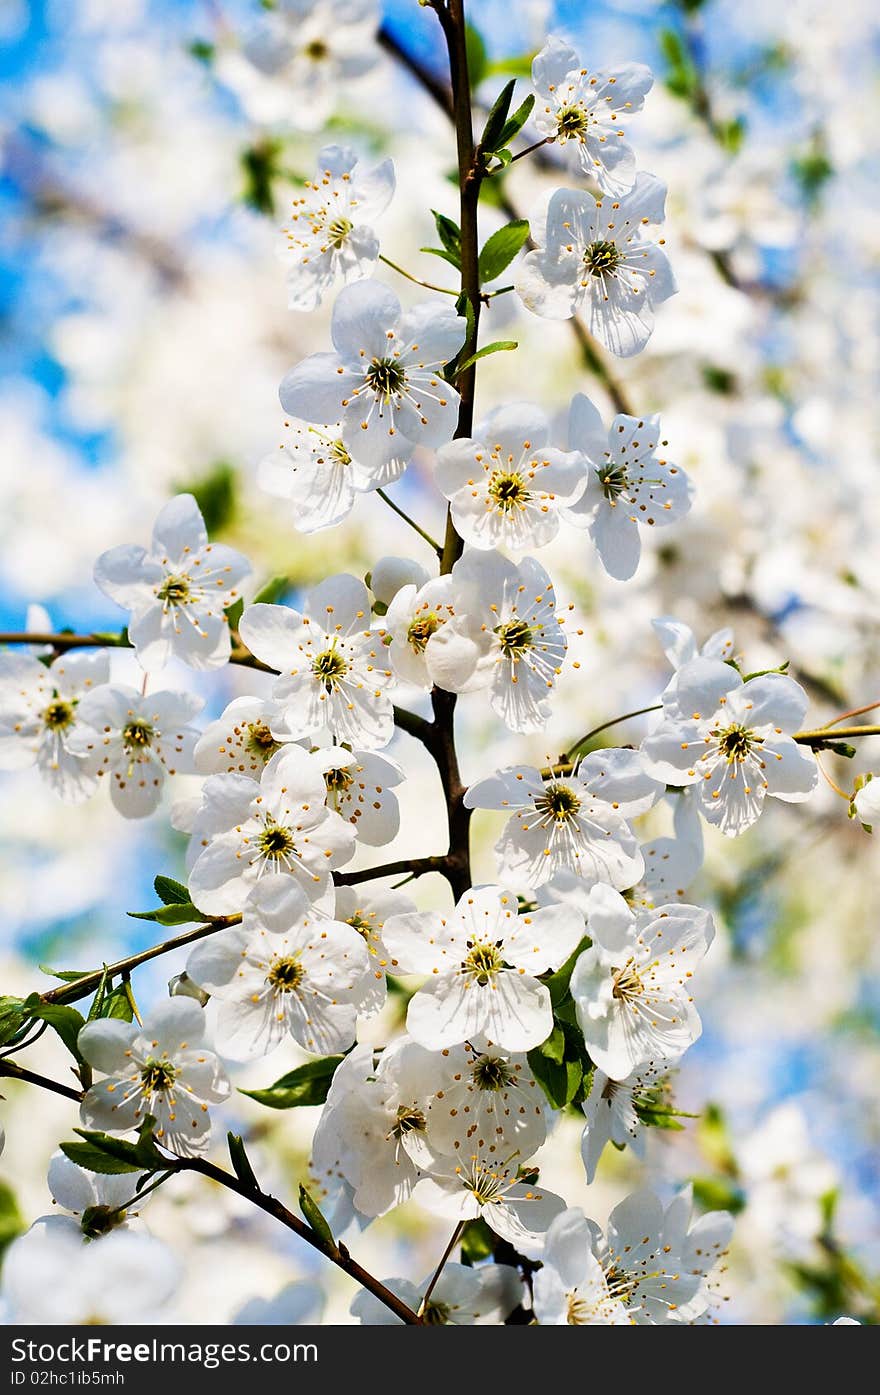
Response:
[407, 613, 440, 652]
[329, 438, 351, 467]
[567, 1290, 601, 1324]
[495, 618, 535, 657]
[389, 1104, 427, 1140]
[311, 646, 349, 690]
[365, 357, 405, 400]
[43, 698, 76, 732]
[713, 724, 757, 762]
[327, 216, 353, 248]
[80, 1204, 127, 1240]
[463, 940, 504, 987]
[257, 823, 296, 859]
[157, 573, 191, 605]
[346, 911, 375, 940]
[324, 765, 354, 794]
[597, 461, 629, 502]
[304, 39, 329, 60]
[140, 1057, 177, 1093]
[422, 1300, 451, 1325]
[488, 470, 530, 512]
[537, 781, 581, 821]
[556, 104, 590, 140]
[471, 1055, 514, 1092]
[584, 240, 623, 278]
[122, 719, 154, 751]
[245, 721, 281, 761]
[612, 961, 644, 1002]
[268, 956, 305, 992]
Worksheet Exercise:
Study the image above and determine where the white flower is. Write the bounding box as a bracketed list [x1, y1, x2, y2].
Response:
[258, 417, 407, 534]
[435, 404, 587, 552]
[384, 576, 455, 689]
[516, 175, 676, 357]
[314, 745, 404, 845]
[426, 551, 567, 733]
[636, 788, 705, 907]
[370, 555, 431, 606]
[330, 883, 416, 1016]
[641, 658, 818, 836]
[570, 883, 714, 1079]
[351, 1263, 522, 1325]
[421, 1037, 547, 1164]
[224, 0, 380, 132]
[464, 748, 662, 892]
[531, 35, 653, 195]
[310, 1041, 436, 1218]
[532, 1209, 631, 1325]
[93, 494, 251, 672]
[239, 576, 395, 750]
[279, 144, 394, 311]
[414, 1153, 565, 1259]
[193, 695, 299, 777]
[234, 1281, 325, 1326]
[0, 648, 109, 802]
[186, 745, 356, 915]
[535, 1194, 731, 1325]
[186, 877, 372, 1058]
[853, 775, 880, 830]
[652, 616, 736, 672]
[279, 280, 465, 474]
[1, 1224, 181, 1324]
[47, 1151, 147, 1237]
[78, 998, 229, 1158]
[382, 884, 583, 1051]
[68, 684, 202, 819]
[579, 1061, 673, 1183]
[563, 395, 694, 580]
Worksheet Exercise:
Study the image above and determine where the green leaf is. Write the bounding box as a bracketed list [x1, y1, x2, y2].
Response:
[538, 1025, 566, 1065]
[38, 967, 91, 983]
[495, 94, 536, 150]
[419, 246, 462, 270]
[60, 1142, 145, 1176]
[717, 116, 746, 154]
[543, 936, 590, 1006]
[298, 1184, 335, 1248]
[480, 78, 515, 154]
[154, 875, 191, 906]
[128, 903, 208, 926]
[460, 1217, 495, 1266]
[456, 341, 518, 373]
[225, 596, 244, 632]
[431, 210, 461, 261]
[101, 982, 135, 1023]
[527, 1046, 582, 1110]
[240, 1056, 343, 1110]
[478, 220, 530, 281]
[176, 460, 237, 533]
[252, 575, 290, 606]
[188, 39, 215, 66]
[0, 1180, 24, 1260]
[691, 1177, 746, 1215]
[67, 1121, 164, 1175]
[25, 1000, 87, 1066]
[240, 140, 284, 216]
[86, 966, 111, 1023]
[465, 22, 488, 88]
[228, 1132, 259, 1191]
[0, 996, 28, 1048]
[486, 54, 534, 79]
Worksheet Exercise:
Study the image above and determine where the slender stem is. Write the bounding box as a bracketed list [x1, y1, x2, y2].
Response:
[376, 488, 443, 557]
[816, 758, 850, 801]
[43, 915, 242, 1007]
[335, 855, 447, 887]
[827, 701, 880, 727]
[119, 1169, 176, 1212]
[0, 1058, 83, 1103]
[178, 1156, 422, 1325]
[419, 1221, 465, 1315]
[379, 253, 457, 297]
[502, 136, 552, 168]
[795, 726, 880, 744]
[562, 704, 664, 761]
[0, 631, 129, 651]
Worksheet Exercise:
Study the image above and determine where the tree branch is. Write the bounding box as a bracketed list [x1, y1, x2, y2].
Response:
[0, 1058, 83, 1103]
[335, 855, 447, 887]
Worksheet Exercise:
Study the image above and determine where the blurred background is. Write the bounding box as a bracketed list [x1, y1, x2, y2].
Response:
[0, 0, 879, 1324]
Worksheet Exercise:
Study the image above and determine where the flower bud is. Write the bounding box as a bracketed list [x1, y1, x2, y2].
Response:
[369, 556, 431, 606]
[168, 972, 210, 1006]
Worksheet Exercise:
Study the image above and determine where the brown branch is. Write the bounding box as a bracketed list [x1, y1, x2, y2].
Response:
[335, 855, 447, 887]
[0, 1058, 83, 1103]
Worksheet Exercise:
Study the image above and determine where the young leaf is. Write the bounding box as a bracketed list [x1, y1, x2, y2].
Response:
[543, 936, 590, 1006]
[154, 875, 191, 906]
[240, 1056, 343, 1109]
[0, 1180, 24, 1260]
[252, 575, 289, 606]
[38, 967, 91, 983]
[465, 22, 488, 88]
[225, 596, 244, 632]
[86, 966, 111, 1023]
[538, 1025, 566, 1065]
[419, 246, 461, 271]
[527, 1046, 582, 1110]
[456, 341, 518, 373]
[228, 1132, 259, 1191]
[431, 210, 461, 260]
[0, 997, 27, 1048]
[480, 78, 515, 154]
[460, 1217, 495, 1266]
[478, 220, 530, 281]
[298, 1184, 335, 1248]
[25, 1001, 87, 1066]
[495, 93, 536, 149]
[101, 982, 135, 1022]
[128, 903, 209, 926]
[60, 1142, 144, 1176]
